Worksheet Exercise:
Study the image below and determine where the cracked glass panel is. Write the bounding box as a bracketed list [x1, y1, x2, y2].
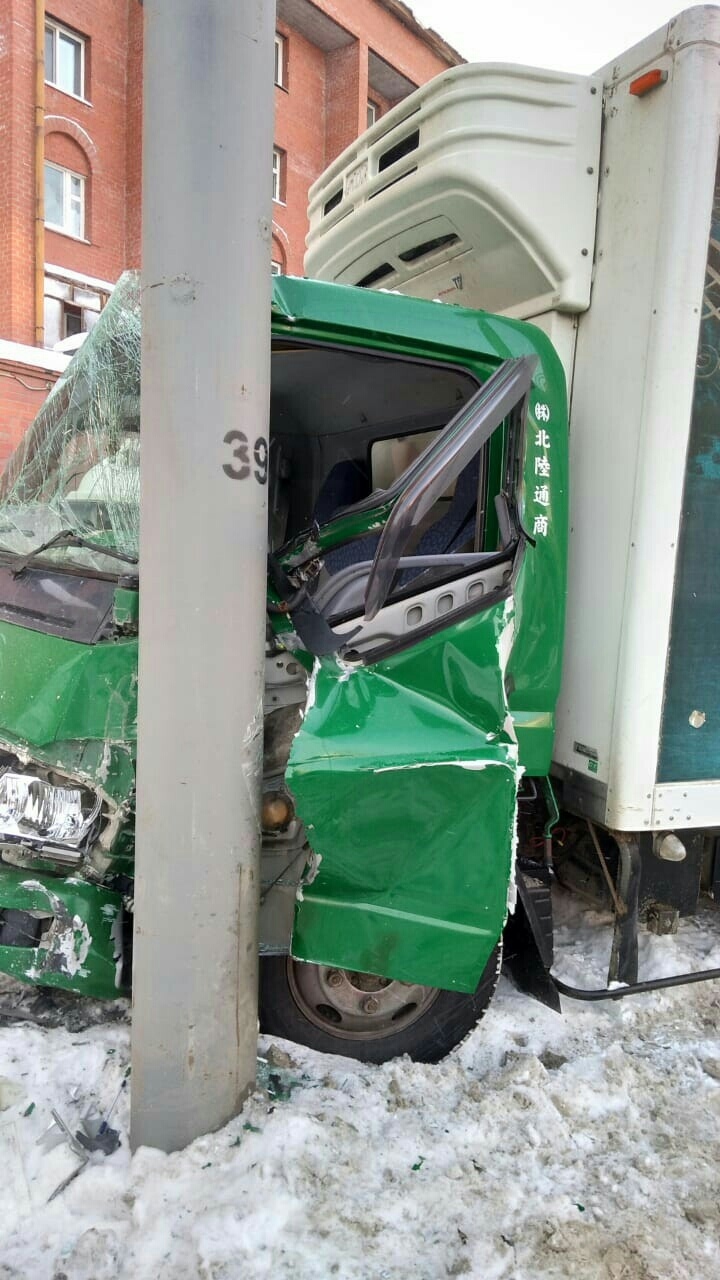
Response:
[0, 272, 141, 576]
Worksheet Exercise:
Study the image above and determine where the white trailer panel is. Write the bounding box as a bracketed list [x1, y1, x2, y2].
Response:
[556, 7, 720, 830]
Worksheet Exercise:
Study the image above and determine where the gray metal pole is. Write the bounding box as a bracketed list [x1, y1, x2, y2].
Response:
[131, 0, 274, 1153]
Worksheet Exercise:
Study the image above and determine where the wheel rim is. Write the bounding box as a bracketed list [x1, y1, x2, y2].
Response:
[286, 959, 440, 1041]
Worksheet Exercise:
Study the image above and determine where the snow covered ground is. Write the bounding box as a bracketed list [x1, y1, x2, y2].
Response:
[2, 892, 720, 1280]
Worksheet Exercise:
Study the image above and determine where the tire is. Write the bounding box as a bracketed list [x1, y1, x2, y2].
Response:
[259, 943, 502, 1064]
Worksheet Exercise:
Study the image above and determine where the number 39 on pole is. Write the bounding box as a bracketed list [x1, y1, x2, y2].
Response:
[222, 430, 268, 484]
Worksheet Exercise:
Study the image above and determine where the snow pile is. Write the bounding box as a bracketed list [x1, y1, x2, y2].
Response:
[1, 895, 720, 1279]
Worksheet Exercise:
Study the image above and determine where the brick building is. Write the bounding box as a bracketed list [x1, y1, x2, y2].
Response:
[0, 1, 461, 465]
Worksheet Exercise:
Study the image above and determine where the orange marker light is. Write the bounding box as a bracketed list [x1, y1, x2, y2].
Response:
[629, 69, 668, 97]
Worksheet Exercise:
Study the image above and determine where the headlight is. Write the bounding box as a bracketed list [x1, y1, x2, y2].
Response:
[0, 771, 101, 849]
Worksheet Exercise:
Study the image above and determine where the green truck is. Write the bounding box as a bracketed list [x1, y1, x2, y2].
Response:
[5, 8, 720, 1061]
[0, 270, 567, 1061]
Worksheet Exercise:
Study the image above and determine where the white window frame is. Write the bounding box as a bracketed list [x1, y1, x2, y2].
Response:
[271, 260, 283, 276]
[274, 34, 286, 88]
[367, 100, 378, 129]
[44, 18, 87, 102]
[44, 162, 86, 240]
[272, 148, 285, 204]
[62, 302, 84, 340]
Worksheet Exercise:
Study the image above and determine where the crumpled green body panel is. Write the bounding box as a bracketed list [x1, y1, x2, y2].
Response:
[288, 600, 519, 992]
[0, 619, 137, 750]
[0, 869, 123, 998]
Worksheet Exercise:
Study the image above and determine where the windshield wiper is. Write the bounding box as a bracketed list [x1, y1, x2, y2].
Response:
[7, 529, 138, 578]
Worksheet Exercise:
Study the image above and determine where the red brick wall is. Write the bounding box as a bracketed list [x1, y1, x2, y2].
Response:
[43, 0, 132, 285]
[125, 0, 143, 267]
[272, 2, 455, 277]
[336, 0, 452, 86]
[0, 359, 60, 467]
[325, 42, 366, 168]
[1, 0, 458, 454]
[1, 0, 457, 338]
[0, 0, 136, 352]
[274, 21, 327, 277]
[0, 0, 36, 347]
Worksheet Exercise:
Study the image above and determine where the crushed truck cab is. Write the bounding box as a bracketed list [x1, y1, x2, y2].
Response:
[303, 7, 720, 1013]
[0, 270, 567, 1057]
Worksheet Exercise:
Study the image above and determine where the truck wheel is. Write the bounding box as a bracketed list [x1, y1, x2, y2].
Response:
[259, 944, 501, 1064]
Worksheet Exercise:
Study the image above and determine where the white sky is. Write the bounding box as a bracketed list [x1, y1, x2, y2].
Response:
[408, 0, 684, 74]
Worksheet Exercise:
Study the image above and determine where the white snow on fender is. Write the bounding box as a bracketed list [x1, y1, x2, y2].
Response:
[55, 916, 92, 978]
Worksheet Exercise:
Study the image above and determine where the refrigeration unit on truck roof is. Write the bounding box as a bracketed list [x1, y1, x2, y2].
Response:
[305, 6, 720, 848]
[305, 62, 603, 320]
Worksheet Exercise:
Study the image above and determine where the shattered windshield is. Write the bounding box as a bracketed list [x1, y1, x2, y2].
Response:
[0, 272, 141, 576]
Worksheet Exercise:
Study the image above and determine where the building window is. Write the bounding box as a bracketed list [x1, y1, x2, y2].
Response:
[272, 148, 285, 203]
[62, 303, 83, 339]
[274, 34, 286, 88]
[45, 18, 86, 99]
[44, 162, 85, 239]
[271, 260, 283, 276]
[367, 100, 378, 129]
[43, 269, 109, 349]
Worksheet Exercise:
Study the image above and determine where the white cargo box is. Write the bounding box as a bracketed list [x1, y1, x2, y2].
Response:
[305, 8, 720, 834]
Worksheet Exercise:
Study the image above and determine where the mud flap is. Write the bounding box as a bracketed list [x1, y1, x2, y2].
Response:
[608, 833, 641, 985]
[503, 861, 561, 1011]
[287, 600, 521, 993]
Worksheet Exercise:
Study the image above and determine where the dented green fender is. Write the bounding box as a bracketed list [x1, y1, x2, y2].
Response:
[288, 598, 519, 993]
[0, 868, 123, 999]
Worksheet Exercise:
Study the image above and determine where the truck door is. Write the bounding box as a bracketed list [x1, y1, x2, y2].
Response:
[281, 356, 535, 992]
